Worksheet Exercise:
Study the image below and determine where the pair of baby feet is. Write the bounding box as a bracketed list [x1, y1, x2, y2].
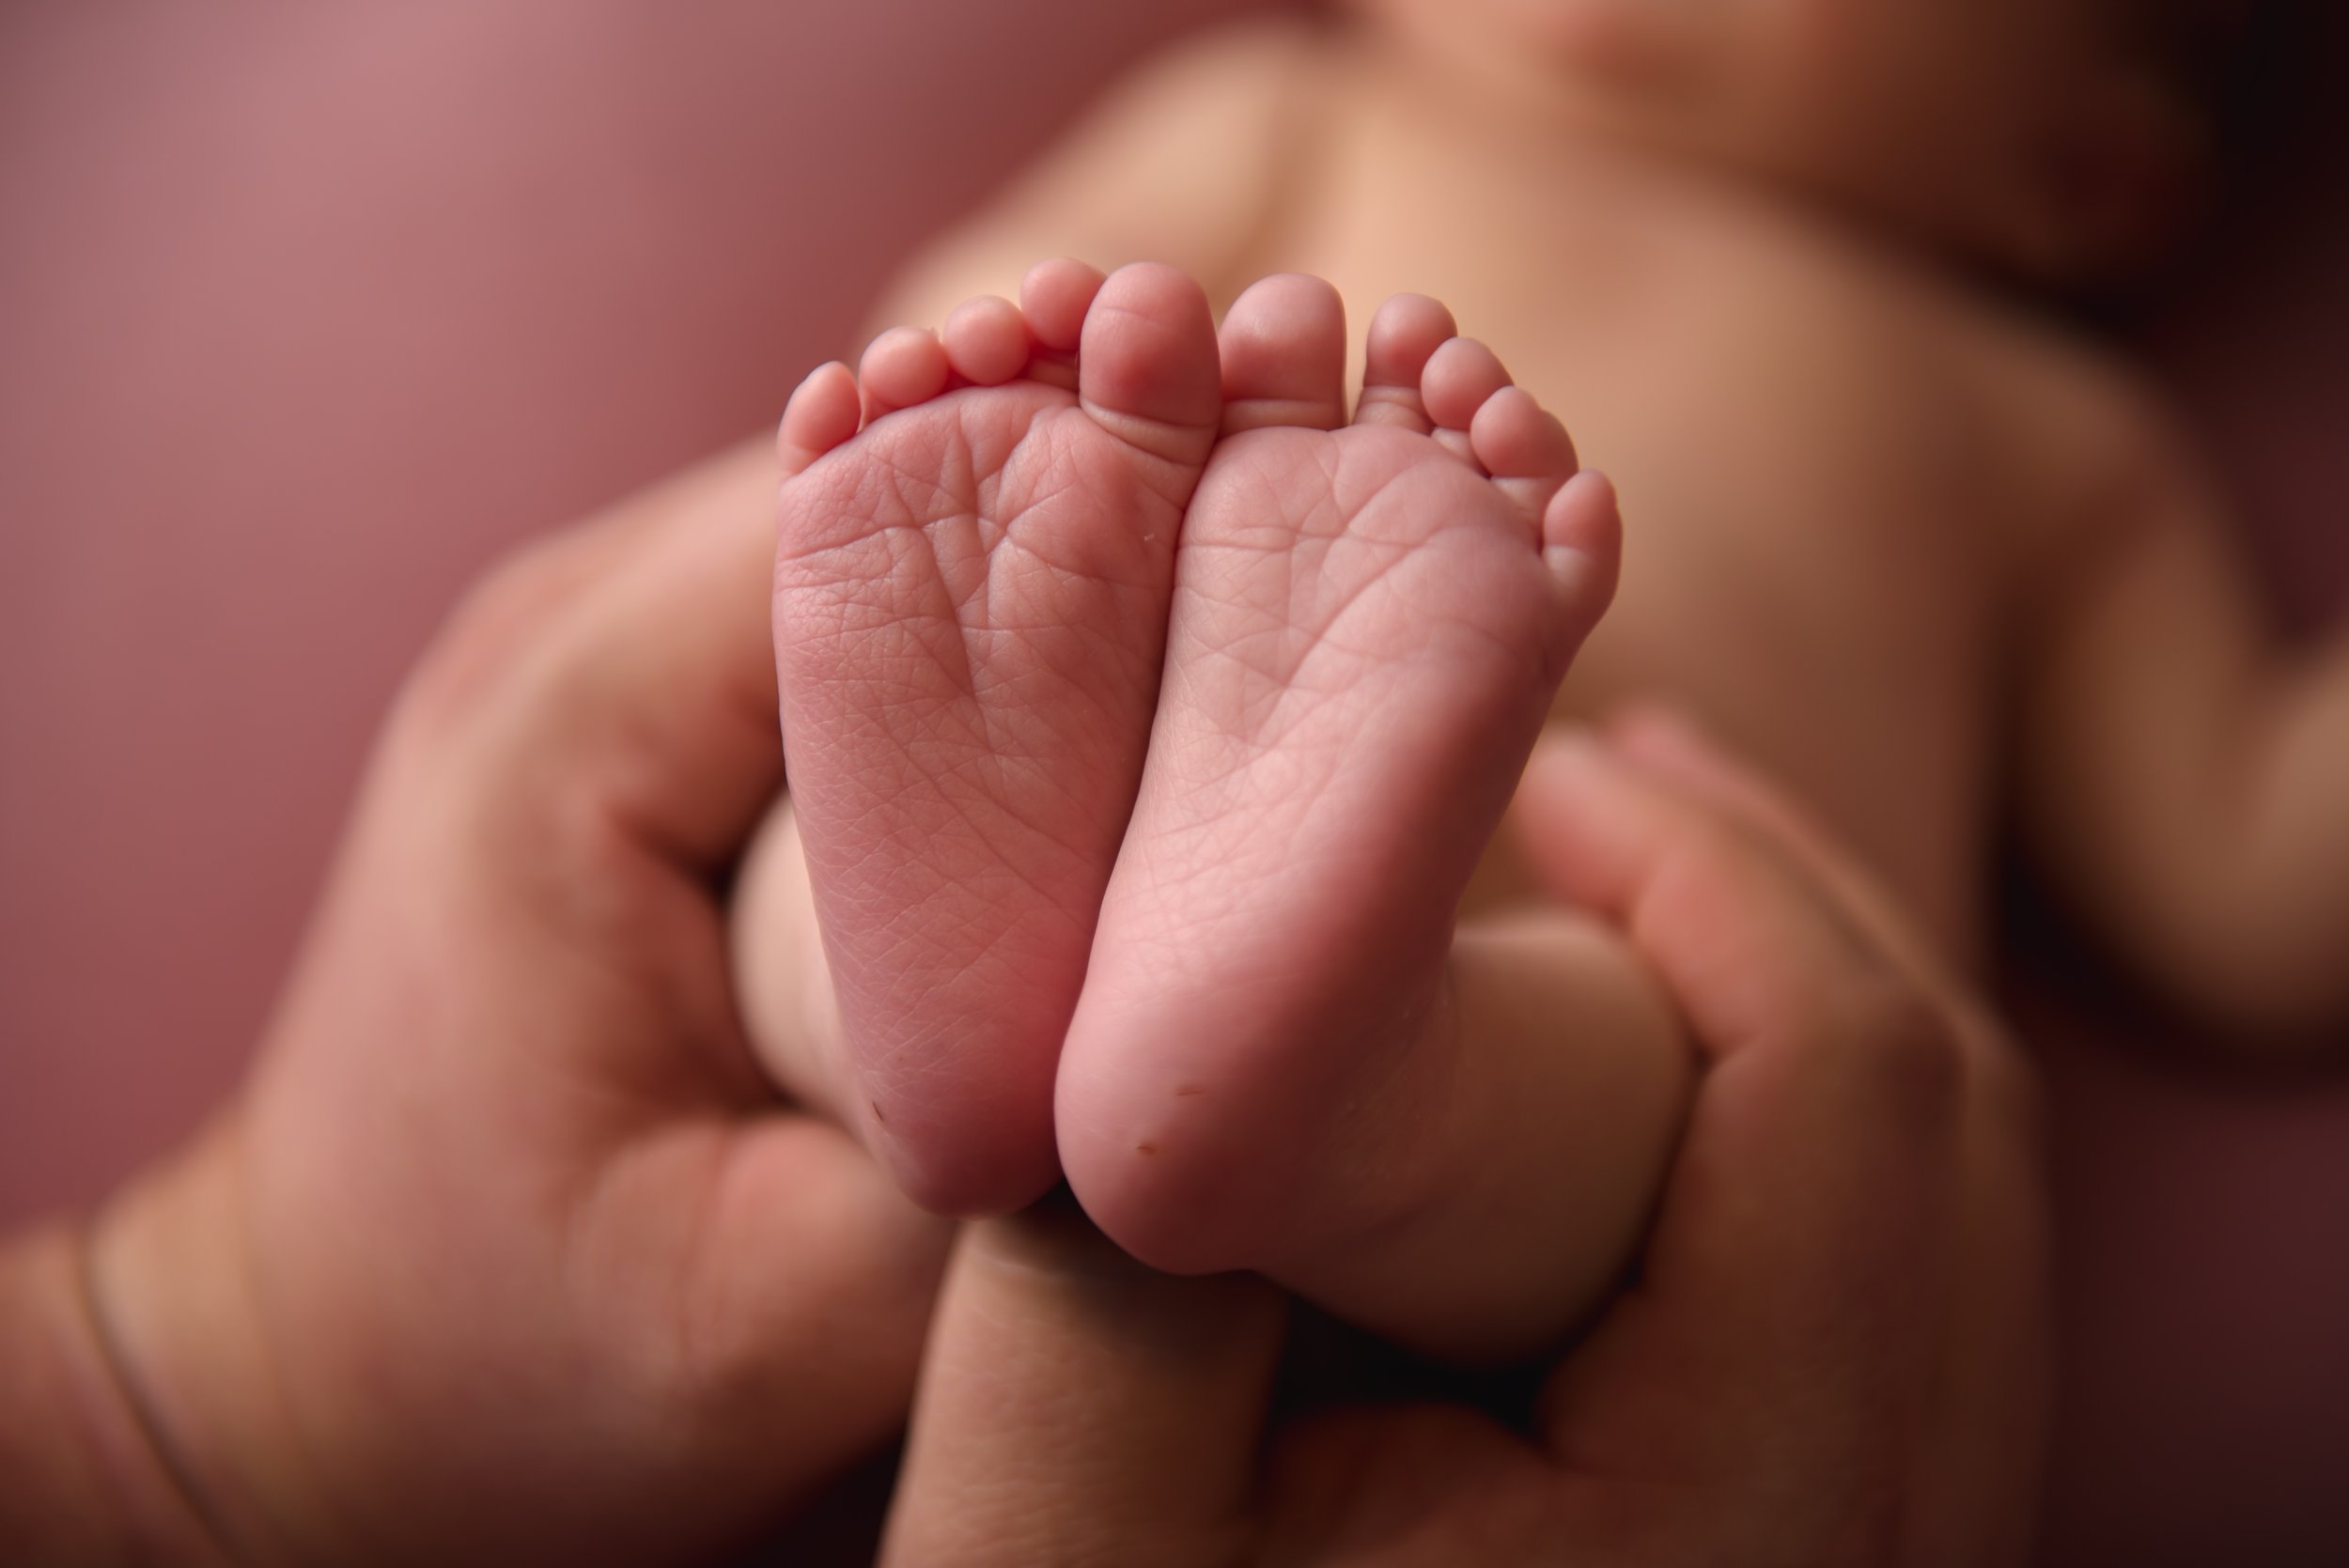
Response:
[769, 260, 1618, 1269]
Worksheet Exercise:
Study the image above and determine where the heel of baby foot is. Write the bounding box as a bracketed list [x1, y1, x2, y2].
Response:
[1055, 969, 1463, 1281]
[729, 804, 1062, 1214]
[1054, 1023, 1256, 1277]
[866, 1079, 1066, 1219]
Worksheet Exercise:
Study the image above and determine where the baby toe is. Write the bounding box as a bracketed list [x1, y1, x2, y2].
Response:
[1542, 470, 1624, 639]
[777, 362, 863, 477]
[1219, 272, 1348, 436]
[1020, 258, 1110, 354]
[1354, 293, 1457, 434]
[1076, 262, 1224, 471]
[1420, 336, 1513, 464]
[1470, 385, 1580, 525]
[859, 325, 951, 419]
[941, 295, 1032, 387]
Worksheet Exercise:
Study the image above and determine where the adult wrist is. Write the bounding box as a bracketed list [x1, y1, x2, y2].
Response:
[0, 1214, 236, 1564]
[81, 1117, 320, 1565]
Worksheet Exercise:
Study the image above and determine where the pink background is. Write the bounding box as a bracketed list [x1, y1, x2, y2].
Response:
[2, 2, 2344, 1561]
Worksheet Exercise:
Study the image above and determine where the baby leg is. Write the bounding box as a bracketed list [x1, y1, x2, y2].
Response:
[1058, 278, 1691, 1360]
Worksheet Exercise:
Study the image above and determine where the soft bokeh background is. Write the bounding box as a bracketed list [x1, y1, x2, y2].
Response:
[1, 2, 2343, 1561]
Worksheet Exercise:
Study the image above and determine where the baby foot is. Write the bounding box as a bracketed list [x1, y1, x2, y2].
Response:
[1056, 276, 1622, 1271]
[771, 260, 1222, 1214]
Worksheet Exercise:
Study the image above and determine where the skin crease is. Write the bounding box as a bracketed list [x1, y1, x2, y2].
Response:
[739, 0, 2348, 1044]
[724, 0, 2341, 1379]
[0, 246, 2051, 1566]
[2, 458, 955, 1565]
[0, 542, 2048, 1566]
[879, 720, 2051, 1568]
[756, 262, 1690, 1363]
[0, 0, 2312, 1557]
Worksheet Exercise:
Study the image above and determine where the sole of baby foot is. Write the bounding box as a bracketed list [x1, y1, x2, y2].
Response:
[770, 258, 1223, 1215]
[1058, 276, 1622, 1271]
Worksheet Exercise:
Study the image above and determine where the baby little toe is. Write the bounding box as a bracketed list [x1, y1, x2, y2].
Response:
[778, 362, 863, 477]
[1420, 336, 1513, 465]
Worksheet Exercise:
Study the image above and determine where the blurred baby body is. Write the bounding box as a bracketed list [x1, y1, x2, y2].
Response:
[737, 0, 2346, 1358]
[876, 0, 2318, 977]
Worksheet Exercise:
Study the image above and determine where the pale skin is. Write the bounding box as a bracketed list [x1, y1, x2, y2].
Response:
[881, 718, 2050, 1568]
[751, 258, 1674, 1360]
[0, 536, 2049, 1560]
[0, 475, 955, 1565]
[3, 0, 2159, 1548]
[729, 0, 2349, 1357]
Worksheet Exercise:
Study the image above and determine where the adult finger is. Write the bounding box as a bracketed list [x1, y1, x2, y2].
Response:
[1515, 728, 2047, 1562]
[1511, 733, 1967, 1550]
[1566, 710, 2053, 1560]
[1601, 705, 1978, 1019]
[399, 441, 785, 874]
[1513, 729, 1917, 1065]
[883, 1197, 1284, 1568]
[559, 1112, 955, 1520]
[1581, 716, 2059, 1561]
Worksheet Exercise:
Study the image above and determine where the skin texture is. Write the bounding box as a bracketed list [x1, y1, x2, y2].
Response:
[1056, 278, 1672, 1355]
[731, 0, 2346, 1368]
[758, 264, 1682, 1360]
[734, 0, 2349, 1045]
[717, 11, 2341, 1392]
[882, 718, 2051, 1568]
[770, 260, 1225, 1216]
[0, 536, 2050, 1565]
[50, 451, 952, 1566]
[4, 4, 2181, 1553]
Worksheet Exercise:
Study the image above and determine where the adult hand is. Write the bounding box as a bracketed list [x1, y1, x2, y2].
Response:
[880, 713, 2052, 1566]
[54, 450, 948, 1563]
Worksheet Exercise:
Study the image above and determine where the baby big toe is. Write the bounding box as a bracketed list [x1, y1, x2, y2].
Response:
[1218, 272, 1349, 436]
[1074, 262, 1224, 473]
